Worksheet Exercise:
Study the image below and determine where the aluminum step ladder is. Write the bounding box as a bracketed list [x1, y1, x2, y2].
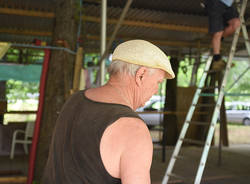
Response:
[162, 0, 249, 183]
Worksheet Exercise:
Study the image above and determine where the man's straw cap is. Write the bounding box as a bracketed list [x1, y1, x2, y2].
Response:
[112, 40, 175, 79]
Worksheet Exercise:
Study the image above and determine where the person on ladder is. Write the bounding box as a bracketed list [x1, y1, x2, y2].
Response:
[205, 0, 241, 70]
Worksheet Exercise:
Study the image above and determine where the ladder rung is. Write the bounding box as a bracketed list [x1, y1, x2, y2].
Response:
[194, 103, 215, 107]
[167, 173, 185, 180]
[174, 155, 185, 160]
[188, 121, 210, 126]
[181, 138, 205, 145]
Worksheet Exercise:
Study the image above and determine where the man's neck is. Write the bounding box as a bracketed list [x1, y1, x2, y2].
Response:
[105, 75, 138, 110]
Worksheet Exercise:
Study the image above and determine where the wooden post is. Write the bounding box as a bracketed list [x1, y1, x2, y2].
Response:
[219, 71, 229, 146]
[162, 57, 179, 162]
[0, 81, 6, 124]
[190, 44, 201, 86]
[72, 47, 83, 94]
[220, 97, 229, 146]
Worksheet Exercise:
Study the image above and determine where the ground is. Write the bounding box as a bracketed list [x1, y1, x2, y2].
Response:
[0, 144, 250, 184]
[151, 145, 250, 184]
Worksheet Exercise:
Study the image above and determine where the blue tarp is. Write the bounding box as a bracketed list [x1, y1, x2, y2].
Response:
[0, 64, 42, 82]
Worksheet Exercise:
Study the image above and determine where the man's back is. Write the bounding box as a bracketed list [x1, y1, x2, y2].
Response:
[42, 90, 143, 184]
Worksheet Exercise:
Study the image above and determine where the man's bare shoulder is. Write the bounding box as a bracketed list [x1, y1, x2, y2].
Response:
[115, 117, 151, 141]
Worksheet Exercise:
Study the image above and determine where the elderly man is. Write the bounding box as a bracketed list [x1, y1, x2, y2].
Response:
[42, 40, 175, 184]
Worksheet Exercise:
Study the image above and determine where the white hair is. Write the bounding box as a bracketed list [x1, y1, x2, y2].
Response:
[108, 60, 156, 76]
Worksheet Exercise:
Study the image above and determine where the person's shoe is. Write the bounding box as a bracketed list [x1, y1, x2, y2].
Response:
[212, 59, 226, 71]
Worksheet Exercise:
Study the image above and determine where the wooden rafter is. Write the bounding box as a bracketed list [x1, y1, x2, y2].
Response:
[83, 16, 208, 33]
[86, 35, 210, 48]
[0, 27, 209, 48]
[0, 7, 208, 33]
[0, 7, 54, 18]
[0, 28, 51, 36]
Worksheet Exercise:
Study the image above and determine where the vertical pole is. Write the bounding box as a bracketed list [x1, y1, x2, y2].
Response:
[100, 0, 107, 86]
[96, 0, 133, 86]
[27, 49, 50, 184]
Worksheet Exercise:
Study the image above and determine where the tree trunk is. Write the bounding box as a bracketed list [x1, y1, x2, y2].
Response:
[34, 0, 77, 181]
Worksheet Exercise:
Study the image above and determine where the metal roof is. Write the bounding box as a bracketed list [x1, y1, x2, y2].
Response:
[0, 0, 249, 55]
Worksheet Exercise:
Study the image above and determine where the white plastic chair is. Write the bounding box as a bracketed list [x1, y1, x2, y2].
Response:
[10, 121, 35, 159]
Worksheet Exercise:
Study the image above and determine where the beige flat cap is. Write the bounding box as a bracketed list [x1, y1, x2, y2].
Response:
[112, 40, 175, 79]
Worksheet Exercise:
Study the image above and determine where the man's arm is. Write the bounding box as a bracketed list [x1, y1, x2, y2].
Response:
[120, 118, 153, 184]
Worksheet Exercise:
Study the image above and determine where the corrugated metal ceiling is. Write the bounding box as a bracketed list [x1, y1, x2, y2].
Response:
[0, 0, 249, 55]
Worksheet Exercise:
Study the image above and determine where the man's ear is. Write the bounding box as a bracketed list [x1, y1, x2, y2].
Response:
[135, 67, 147, 86]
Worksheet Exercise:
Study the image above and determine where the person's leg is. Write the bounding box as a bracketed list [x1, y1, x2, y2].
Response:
[212, 31, 224, 55]
[206, 0, 225, 62]
[223, 18, 241, 37]
[222, 4, 240, 38]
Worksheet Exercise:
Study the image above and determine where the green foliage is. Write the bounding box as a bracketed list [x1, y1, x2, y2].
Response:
[177, 58, 193, 87]
[5, 54, 249, 103]
[5, 48, 44, 64]
[177, 57, 250, 102]
[6, 79, 39, 102]
[226, 60, 250, 102]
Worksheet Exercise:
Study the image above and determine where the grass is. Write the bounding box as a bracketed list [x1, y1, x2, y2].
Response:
[3, 100, 37, 125]
[214, 123, 250, 145]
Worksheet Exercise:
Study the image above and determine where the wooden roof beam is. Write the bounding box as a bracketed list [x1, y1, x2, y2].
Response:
[0, 7, 208, 33]
[0, 28, 52, 36]
[0, 7, 54, 18]
[85, 35, 210, 48]
[0, 28, 209, 48]
[83, 16, 208, 33]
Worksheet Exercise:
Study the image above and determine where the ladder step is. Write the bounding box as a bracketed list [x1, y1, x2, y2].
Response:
[174, 155, 185, 160]
[167, 173, 185, 180]
[181, 138, 205, 145]
[194, 103, 215, 107]
[187, 121, 210, 126]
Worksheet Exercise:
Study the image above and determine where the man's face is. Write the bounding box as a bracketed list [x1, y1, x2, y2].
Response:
[138, 68, 166, 107]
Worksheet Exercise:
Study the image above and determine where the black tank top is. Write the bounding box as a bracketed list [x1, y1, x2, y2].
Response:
[42, 90, 142, 184]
